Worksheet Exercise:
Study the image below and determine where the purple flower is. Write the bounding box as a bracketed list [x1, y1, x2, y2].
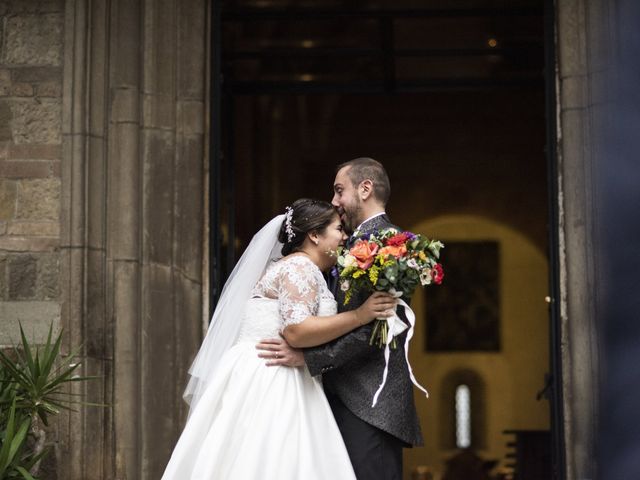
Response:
[360, 233, 371, 240]
[405, 232, 417, 240]
[330, 266, 339, 278]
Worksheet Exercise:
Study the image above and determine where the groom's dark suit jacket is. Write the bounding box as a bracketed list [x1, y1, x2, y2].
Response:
[303, 214, 423, 447]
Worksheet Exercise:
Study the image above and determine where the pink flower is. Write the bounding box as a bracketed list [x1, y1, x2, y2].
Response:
[349, 240, 379, 270]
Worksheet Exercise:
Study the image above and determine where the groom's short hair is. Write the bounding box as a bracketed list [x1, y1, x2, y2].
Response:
[338, 157, 391, 206]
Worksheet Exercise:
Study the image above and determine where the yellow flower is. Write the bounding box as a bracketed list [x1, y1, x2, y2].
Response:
[353, 270, 366, 279]
[369, 265, 380, 285]
[418, 251, 427, 261]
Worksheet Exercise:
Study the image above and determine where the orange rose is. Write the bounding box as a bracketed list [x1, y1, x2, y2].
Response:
[349, 240, 379, 269]
[378, 244, 407, 259]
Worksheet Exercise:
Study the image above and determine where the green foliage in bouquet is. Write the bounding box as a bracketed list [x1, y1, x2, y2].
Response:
[0, 324, 98, 480]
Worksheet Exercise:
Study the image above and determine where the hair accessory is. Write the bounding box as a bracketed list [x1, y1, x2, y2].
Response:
[284, 206, 295, 242]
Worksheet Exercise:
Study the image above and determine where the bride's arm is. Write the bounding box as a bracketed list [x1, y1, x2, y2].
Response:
[276, 262, 395, 348]
[282, 292, 395, 348]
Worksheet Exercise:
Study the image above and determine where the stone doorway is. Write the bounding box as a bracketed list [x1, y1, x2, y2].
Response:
[212, 1, 562, 479]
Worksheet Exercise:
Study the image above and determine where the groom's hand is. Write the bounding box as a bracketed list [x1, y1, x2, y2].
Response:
[256, 337, 305, 367]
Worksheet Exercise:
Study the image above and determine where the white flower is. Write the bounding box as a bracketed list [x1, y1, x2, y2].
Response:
[343, 254, 358, 269]
[407, 258, 420, 270]
[419, 269, 432, 286]
[340, 280, 350, 292]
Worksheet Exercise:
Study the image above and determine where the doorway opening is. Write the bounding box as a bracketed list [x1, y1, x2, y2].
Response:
[210, 1, 564, 478]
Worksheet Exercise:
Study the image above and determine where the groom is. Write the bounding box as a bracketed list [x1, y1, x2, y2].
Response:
[258, 158, 423, 480]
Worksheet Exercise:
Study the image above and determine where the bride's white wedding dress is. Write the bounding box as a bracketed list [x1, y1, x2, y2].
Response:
[162, 255, 356, 479]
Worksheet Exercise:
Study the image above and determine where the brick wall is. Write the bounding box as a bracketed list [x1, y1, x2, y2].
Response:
[0, 0, 64, 344]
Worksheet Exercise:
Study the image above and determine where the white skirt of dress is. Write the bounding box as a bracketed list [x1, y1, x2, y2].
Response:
[161, 341, 357, 480]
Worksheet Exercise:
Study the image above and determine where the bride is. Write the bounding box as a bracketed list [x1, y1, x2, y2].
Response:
[161, 198, 397, 479]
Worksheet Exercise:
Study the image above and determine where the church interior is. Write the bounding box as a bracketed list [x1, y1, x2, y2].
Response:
[214, 0, 552, 478]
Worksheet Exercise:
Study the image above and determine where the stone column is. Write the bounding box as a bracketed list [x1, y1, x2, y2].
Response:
[59, 1, 208, 478]
[555, 0, 612, 478]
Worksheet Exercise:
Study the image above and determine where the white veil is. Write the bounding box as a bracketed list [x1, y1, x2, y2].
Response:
[183, 214, 285, 413]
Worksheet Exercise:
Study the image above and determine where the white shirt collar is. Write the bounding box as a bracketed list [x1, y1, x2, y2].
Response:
[353, 211, 386, 236]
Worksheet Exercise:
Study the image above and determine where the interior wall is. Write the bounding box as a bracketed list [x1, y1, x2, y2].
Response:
[405, 214, 549, 479]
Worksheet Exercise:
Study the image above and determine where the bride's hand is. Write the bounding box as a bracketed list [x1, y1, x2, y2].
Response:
[355, 292, 398, 325]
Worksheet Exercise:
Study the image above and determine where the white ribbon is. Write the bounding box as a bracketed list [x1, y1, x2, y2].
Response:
[371, 293, 429, 407]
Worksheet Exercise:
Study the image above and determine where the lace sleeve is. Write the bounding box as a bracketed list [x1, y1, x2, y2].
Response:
[277, 259, 321, 329]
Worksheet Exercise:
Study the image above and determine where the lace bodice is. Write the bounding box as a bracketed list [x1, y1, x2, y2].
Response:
[236, 256, 337, 343]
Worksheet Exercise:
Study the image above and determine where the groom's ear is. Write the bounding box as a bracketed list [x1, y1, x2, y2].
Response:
[359, 179, 374, 200]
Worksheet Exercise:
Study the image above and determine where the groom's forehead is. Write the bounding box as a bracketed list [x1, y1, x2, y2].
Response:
[334, 167, 352, 186]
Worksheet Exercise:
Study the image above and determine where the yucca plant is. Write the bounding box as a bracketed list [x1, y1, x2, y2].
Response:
[0, 323, 97, 480]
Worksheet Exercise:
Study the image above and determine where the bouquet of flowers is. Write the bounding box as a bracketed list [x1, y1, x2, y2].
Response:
[336, 229, 444, 348]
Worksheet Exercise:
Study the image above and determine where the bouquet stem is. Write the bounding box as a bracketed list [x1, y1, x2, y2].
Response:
[369, 319, 398, 349]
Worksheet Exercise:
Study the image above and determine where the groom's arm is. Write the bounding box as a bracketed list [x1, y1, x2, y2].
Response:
[303, 297, 412, 376]
[302, 323, 376, 377]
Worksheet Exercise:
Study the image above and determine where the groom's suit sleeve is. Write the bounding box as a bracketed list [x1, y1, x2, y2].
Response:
[302, 303, 410, 377]
[303, 323, 375, 377]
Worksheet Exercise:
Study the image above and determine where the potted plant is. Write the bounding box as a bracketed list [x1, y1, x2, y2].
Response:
[0, 324, 97, 479]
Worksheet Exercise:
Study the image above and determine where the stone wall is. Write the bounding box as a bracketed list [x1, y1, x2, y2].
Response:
[0, 0, 64, 344]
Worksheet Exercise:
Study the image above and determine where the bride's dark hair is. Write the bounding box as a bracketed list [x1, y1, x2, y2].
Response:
[278, 199, 338, 256]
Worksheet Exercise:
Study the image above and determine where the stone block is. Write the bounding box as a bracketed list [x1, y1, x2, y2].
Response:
[0, 255, 7, 300]
[16, 178, 60, 220]
[37, 252, 59, 300]
[8, 254, 37, 299]
[143, 130, 174, 264]
[50, 159, 60, 176]
[5, 14, 64, 66]
[11, 83, 34, 97]
[0, 301, 61, 347]
[0, 160, 52, 178]
[10, 100, 61, 144]
[112, 87, 140, 123]
[175, 136, 204, 279]
[177, 100, 204, 135]
[36, 81, 62, 97]
[0, 101, 13, 141]
[0, 179, 17, 220]
[178, 0, 206, 99]
[0, 70, 11, 97]
[0, 236, 59, 252]
[11, 66, 61, 84]
[7, 221, 59, 236]
[142, 93, 175, 130]
[9, 143, 61, 159]
[0, 1, 63, 15]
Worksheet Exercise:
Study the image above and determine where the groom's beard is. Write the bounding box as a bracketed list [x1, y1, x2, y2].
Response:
[342, 198, 363, 235]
